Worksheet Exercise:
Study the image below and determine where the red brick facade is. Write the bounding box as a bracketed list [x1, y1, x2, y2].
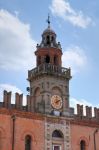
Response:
[0, 21, 99, 150]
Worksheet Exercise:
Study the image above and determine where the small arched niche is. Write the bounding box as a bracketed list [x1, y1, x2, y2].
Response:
[80, 140, 86, 150]
[25, 135, 32, 150]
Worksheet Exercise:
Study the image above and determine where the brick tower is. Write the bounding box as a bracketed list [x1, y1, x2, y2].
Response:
[28, 16, 74, 117]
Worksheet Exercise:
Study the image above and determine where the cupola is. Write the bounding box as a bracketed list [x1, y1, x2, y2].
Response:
[35, 15, 62, 67]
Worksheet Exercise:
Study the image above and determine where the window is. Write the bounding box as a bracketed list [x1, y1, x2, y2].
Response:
[80, 140, 86, 150]
[46, 35, 50, 44]
[52, 130, 63, 150]
[25, 135, 31, 150]
[53, 145, 61, 150]
[52, 130, 63, 138]
[45, 55, 50, 63]
[51, 36, 54, 42]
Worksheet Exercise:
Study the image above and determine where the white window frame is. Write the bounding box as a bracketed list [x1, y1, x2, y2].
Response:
[53, 144, 61, 150]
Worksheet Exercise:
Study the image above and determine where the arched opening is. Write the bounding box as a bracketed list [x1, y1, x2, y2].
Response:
[52, 130, 63, 138]
[51, 36, 54, 42]
[25, 135, 31, 150]
[46, 35, 50, 45]
[80, 140, 86, 150]
[45, 55, 50, 63]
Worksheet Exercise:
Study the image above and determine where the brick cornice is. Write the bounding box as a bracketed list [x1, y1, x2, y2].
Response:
[0, 108, 72, 122]
[0, 108, 45, 120]
[0, 108, 99, 128]
[70, 119, 99, 128]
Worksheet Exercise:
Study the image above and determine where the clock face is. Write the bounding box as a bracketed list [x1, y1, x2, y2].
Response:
[51, 95, 62, 110]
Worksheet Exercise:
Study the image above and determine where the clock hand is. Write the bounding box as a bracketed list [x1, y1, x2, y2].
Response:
[55, 99, 60, 103]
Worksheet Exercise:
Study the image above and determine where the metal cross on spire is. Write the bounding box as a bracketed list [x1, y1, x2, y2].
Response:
[47, 14, 50, 28]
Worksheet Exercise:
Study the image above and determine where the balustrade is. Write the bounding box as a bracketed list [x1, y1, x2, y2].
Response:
[28, 63, 71, 79]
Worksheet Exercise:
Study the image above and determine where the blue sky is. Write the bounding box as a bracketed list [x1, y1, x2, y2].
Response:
[0, 0, 99, 112]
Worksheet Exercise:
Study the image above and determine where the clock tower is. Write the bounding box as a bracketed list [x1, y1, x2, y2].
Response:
[27, 16, 74, 117]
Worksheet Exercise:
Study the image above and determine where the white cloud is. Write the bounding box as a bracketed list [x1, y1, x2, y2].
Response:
[70, 97, 97, 117]
[62, 46, 87, 74]
[70, 97, 92, 115]
[70, 97, 99, 117]
[0, 9, 36, 71]
[0, 83, 26, 105]
[50, 0, 93, 28]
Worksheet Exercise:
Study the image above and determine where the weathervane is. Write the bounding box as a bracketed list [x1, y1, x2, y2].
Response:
[47, 14, 50, 28]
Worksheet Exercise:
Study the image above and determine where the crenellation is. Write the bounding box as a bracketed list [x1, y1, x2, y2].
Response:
[3, 90, 7, 107]
[15, 93, 23, 110]
[27, 95, 34, 112]
[86, 106, 92, 119]
[77, 104, 83, 117]
[94, 107, 99, 120]
[3, 90, 11, 108]
[27, 95, 31, 111]
[76, 104, 99, 121]
[1, 91, 99, 123]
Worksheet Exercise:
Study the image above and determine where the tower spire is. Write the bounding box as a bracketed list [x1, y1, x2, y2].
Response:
[47, 14, 50, 28]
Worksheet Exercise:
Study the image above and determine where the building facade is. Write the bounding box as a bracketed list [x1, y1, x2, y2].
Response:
[0, 19, 99, 150]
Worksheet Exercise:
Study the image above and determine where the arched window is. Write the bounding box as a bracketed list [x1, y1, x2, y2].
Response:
[46, 35, 50, 44]
[52, 130, 63, 138]
[51, 36, 54, 42]
[80, 140, 86, 150]
[45, 55, 50, 63]
[52, 130, 63, 150]
[25, 135, 31, 150]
